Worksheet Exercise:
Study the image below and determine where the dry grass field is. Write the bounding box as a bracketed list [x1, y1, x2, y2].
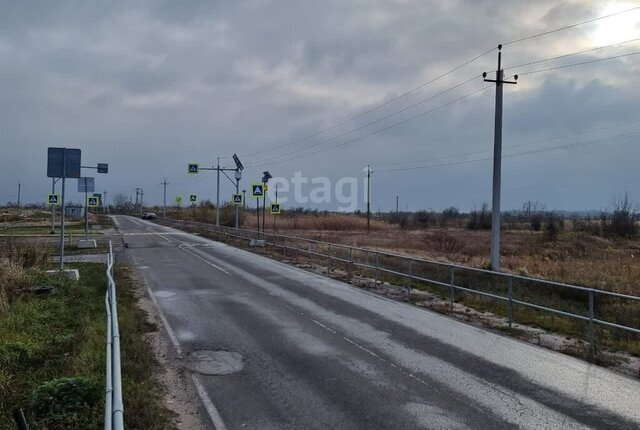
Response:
[242, 212, 639, 298]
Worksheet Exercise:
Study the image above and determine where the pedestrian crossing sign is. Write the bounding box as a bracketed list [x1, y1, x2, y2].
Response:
[87, 196, 99, 207]
[188, 163, 199, 174]
[251, 183, 264, 197]
[270, 203, 281, 214]
[232, 193, 243, 206]
[47, 193, 60, 206]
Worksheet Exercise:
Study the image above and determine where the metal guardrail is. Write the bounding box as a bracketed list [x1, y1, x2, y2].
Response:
[162, 219, 640, 354]
[105, 241, 124, 430]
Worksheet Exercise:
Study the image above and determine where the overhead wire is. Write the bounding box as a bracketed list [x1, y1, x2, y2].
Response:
[502, 6, 640, 46]
[515, 51, 640, 75]
[243, 6, 640, 168]
[376, 130, 640, 173]
[240, 47, 497, 159]
[248, 74, 482, 165]
[377, 118, 640, 169]
[247, 84, 495, 167]
[251, 42, 640, 168]
[507, 37, 640, 69]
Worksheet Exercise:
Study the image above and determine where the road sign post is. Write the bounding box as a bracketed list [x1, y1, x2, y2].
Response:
[251, 182, 265, 236]
[79, 178, 96, 240]
[48, 147, 82, 270]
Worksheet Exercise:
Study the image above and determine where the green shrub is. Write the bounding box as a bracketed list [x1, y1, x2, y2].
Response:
[29, 377, 101, 428]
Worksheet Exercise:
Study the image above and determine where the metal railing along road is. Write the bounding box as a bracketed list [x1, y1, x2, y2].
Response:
[162, 219, 640, 354]
[105, 241, 124, 430]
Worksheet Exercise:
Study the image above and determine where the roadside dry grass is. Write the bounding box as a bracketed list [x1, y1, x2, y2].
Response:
[249, 217, 639, 298]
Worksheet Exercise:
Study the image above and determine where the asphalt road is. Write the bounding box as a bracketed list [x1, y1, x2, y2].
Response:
[113, 215, 640, 430]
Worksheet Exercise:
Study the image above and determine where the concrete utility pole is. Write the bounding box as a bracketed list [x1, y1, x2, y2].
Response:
[216, 157, 221, 226]
[483, 44, 518, 272]
[396, 195, 399, 214]
[364, 165, 372, 233]
[139, 189, 144, 214]
[135, 188, 140, 212]
[17, 182, 21, 207]
[161, 178, 169, 218]
[103, 190, 109, 214]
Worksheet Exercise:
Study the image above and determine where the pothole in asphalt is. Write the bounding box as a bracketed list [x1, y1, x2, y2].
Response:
[184, 350, 244, 375]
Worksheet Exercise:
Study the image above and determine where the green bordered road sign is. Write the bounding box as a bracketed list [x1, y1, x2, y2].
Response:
[232, 193, 243, 206]
[251, 183, 264, 197]
[87, 196, 99, 207]
[188, 163, 199, 174]
[189, 194, 197, 203]
[270, 203, 281, 214]
[47, 193, 60, 206]
[175, 196, 183, 205]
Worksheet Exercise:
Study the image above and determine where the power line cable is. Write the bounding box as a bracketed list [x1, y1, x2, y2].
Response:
[507, 37, 640, 69]
[377, 118, 640, 168]
[248, 47, 640, 168]
[376, 130, 640, 173]
[241, 48, 497, 159]
[248, 84, 494, 167]
[249, 74, 481, 164]
[503, 6, 640, 46]
[241, 7, 640, 162]
[516, 50, 640, 75]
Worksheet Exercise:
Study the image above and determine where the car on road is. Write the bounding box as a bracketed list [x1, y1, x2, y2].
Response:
[142, 212, 158, 220]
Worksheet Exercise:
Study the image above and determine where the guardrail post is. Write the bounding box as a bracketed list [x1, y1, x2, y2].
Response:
[348, 247, 353, 281]
[449, 267, 454, 313]
[407, 260, 413, 299]
[374, 252, 379, 287]
[327, 244, 332, 273]
[588, 290, 595, 358]
[508, 277, 513, 329]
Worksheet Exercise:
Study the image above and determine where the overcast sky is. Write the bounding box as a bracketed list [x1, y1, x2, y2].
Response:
[1, 0, 639, 211]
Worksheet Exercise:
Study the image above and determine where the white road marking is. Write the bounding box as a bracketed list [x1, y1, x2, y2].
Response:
[155, 233, 174, 242]
[178, 245, 232, 275]
[191, 374, 228, 430]
[342, 336, 383, 360]
[311, 318, 337, 334]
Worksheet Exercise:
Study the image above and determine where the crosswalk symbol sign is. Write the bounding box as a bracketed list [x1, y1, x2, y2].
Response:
[189, 194, 197, 203]
[87, 196, 99, 207]
[251, 183, 264, 197]
[232, 193, 243, 206]
[270, 203, 281, 214]
[47, 193, 60, 206]
[188, 163, 199, 174]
